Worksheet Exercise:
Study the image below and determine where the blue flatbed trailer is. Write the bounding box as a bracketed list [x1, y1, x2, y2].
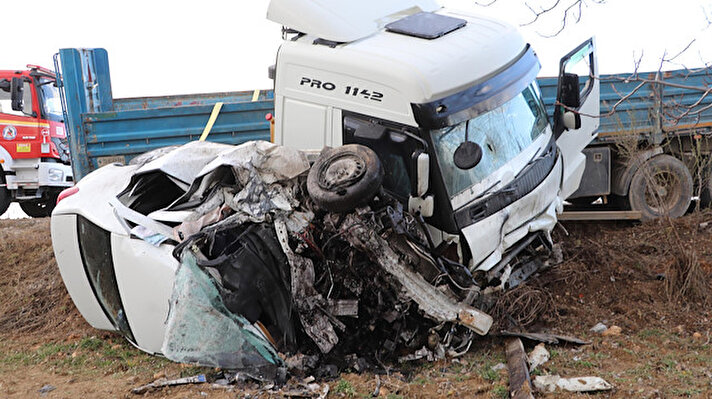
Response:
[538, 68, 712, 217]
[57, 47, 712, 219]
[56, 48, 274, 181]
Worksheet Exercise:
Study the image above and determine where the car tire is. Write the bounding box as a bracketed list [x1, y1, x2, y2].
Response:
[307, 144, 384, 213]
[628, 154, 692, 220]
[19, 197, 56, 218]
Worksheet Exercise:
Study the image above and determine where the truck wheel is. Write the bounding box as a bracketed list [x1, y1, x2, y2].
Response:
[698, 164, 712, 208]
[307, 144, 384, 213]
[0, 187, 9, 217]
[0, 171, 10, 217]
[19, 198, 56, 218]
[628, 154, 692, 220]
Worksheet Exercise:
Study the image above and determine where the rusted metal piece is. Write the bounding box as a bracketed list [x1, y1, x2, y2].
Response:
[339, 214, 493, 335]
[505, 338, 535, 399]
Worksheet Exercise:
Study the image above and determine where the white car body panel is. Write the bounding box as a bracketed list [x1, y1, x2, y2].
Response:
[51, 214, 116, 331]
[111, 233, 178, 353]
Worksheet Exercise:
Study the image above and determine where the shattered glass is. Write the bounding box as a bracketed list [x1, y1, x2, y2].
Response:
[161, 251, 284, 379]
[430, 84, 548, 197]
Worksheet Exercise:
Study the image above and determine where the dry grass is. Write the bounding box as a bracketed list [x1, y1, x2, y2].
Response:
[491, 284, 557, 330]
[0, 219, 83, 336]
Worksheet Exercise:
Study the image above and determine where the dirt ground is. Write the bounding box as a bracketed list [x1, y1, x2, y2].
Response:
[0, 215, 710, 398]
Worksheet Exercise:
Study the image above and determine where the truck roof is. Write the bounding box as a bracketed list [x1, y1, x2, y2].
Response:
[276, 8, 526, 125]
[267, 0, 441, 43]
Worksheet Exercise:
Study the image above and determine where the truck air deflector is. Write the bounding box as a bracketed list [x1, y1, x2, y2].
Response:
[385, 12, 466, 39]
[454, 137, 557, 229]
[411, 46, 540, 129]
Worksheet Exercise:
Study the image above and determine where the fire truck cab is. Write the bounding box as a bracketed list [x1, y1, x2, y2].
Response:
[0, 65, 73, 217]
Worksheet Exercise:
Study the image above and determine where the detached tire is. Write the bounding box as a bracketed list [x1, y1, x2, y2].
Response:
[628, 154, 692, 220]
[307, 144, 384, 213]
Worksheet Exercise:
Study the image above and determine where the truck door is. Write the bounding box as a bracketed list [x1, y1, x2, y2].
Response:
[0, 77, 38, 158]
[554, 38, 600, 199]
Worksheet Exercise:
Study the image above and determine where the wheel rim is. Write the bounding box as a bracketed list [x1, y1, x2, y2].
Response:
[643, 169, 682, 215]
[316, 151, 366, 192]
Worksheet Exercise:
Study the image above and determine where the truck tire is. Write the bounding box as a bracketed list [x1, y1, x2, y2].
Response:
[19, 197, 56, 218]
[698, 164, 712, 208]
[307, 144, 384, 213]
[628, 154, 693, 220]
[0, 184, 10, 217]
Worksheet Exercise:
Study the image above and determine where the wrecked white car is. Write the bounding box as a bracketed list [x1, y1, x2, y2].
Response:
[50, 0, 600, 381]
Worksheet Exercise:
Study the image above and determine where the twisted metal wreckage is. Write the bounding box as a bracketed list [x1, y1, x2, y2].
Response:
[110, 140, 557, 380]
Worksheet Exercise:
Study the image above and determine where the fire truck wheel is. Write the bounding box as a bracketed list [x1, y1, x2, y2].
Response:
[628, 154, 692, 220]
[19, 198, 56, 218]
[0, 171, 10, 217]
[307, 144, 384, 213]
[0, 187, 9, 217]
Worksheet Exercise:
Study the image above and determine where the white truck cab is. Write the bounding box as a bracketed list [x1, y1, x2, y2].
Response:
[268, 0, 599, 278]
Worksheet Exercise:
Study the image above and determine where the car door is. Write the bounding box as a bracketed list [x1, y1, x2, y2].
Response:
[554, 38, 600, 199]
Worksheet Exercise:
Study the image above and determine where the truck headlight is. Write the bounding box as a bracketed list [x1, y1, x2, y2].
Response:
[48, 168, 64, 182]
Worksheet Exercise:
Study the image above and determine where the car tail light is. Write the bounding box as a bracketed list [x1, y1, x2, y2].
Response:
[57, 186, 79, 204]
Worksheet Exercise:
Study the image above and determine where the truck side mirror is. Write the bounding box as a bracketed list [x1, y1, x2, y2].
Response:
[560, 72, 581, 108]
[0, 79, 9, 92]
[11, 77, 24, 112]
[454, 141, 482, 170]
[410, 151, 430, 197]
[563, 110, 581, 130]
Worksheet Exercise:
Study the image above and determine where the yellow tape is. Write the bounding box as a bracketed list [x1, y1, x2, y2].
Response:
[199, 102, 223, 142]
[251, 90, 261, 102]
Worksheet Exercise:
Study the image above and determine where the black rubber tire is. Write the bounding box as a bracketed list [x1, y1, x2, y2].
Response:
[0, 185, 10, 218]
[628, 154, 693, 220]
[307, 144, 384, 213]
[19, 197, 56, 218]
[698, 163, 712, 208]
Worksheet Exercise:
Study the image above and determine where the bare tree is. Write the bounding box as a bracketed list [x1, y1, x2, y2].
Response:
[474, 0, 606, 37]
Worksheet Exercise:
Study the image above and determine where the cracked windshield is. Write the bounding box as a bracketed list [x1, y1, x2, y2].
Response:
[430, 84, 549, 198]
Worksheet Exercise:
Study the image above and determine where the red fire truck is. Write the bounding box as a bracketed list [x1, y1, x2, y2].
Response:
[0, 65, 72, 217]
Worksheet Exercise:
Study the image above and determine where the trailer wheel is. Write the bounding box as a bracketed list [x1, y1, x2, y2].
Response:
[628, 154, 692, 220]
[19, 197, 56, 218]
[698, 164, 712, 208]
[307, 144, 384, 213]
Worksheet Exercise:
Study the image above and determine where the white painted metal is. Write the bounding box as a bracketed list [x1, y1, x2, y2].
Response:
[557, 38, 600, 199]
[415, 153, 430, 197]
[267, 0, 441, 42]
[464, 152, 563, 272]
[272, 9, 526, 147]
[50, 214, 116, 331]
[111, 233, 178, 354]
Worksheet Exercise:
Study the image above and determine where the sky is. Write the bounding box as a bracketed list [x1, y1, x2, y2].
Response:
[3, 0, 711, 98]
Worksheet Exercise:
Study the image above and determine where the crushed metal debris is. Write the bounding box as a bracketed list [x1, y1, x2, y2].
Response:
[94, 140, 568, 380]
